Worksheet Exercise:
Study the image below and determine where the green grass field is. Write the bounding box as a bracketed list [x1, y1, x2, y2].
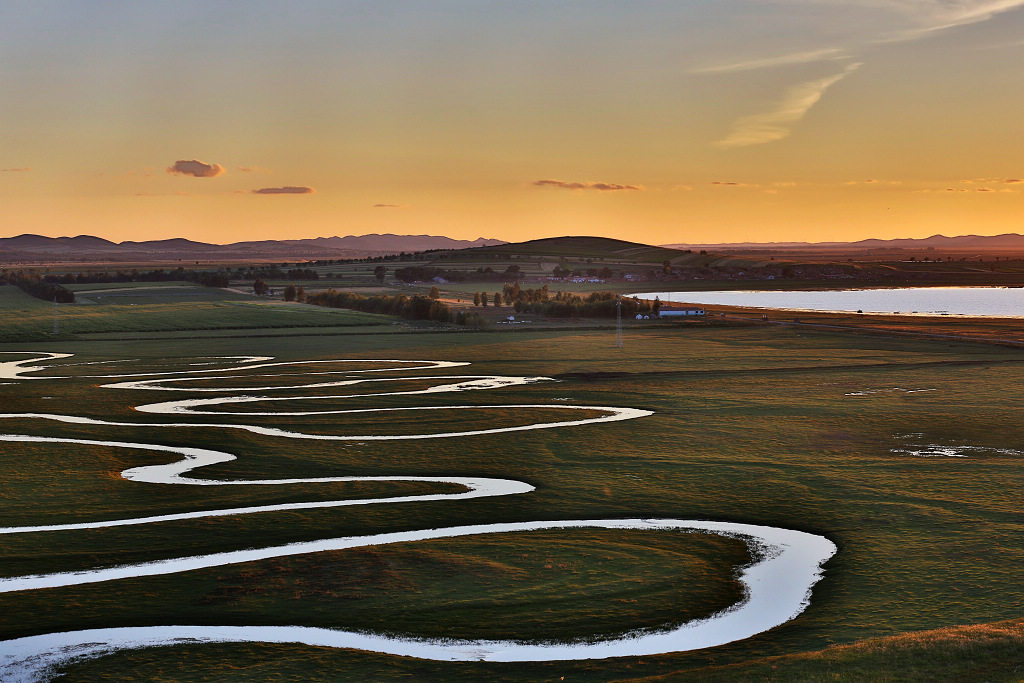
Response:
[3, 301, 1024, 680]
[0, 285, 391, 341]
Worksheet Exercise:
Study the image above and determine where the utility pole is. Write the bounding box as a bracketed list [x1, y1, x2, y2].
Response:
[615, 295, 623, 348]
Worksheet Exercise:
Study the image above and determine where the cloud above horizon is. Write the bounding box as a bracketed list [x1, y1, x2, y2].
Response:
[890, 0, 1024, 38]
[373, 203, 404, 208]
[533, 179, 643, 191]
[2, 167, 32, 172]
[251, 186, 315, 194]
[167, 159, 225, 178]
[942, 186, 1013, 192]
[692, 48, 850, 74]
[768, 0, 1024, 44]
[697, 1, 1024, 151]
[715, 62, 862, 148]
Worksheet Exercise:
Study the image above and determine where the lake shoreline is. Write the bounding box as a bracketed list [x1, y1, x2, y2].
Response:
[632, 286, 1024, 319]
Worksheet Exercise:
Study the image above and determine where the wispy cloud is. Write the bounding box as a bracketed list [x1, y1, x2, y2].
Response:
[891, 0, 1024, 38]
[251, 186, 315, 194]
[710, 181, 751, 186]
[373, 203, 405, 208]
[775, 0, 1024, 41]
[692, 48, 849, 73]
[533, 179, 643, 191]
[941, 186, 1013, 192]
[237, 165, 272, 173]
[167, 159, 225, 178]
[701, 2, 1024, 148]
[1, 167, 31, 172]
[715, 62, 862, 148]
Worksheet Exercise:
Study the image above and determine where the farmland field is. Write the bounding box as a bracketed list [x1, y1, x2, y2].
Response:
[3, 315, 1024, 680]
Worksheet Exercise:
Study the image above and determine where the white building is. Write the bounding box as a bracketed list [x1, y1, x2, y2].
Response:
[659, 306, 706, 317]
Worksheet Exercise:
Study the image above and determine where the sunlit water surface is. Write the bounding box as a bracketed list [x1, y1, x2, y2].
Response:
[633, 286, 1024, 317]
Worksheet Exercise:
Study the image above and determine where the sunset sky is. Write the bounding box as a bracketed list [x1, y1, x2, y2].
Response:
[2, 1, 1024, 246]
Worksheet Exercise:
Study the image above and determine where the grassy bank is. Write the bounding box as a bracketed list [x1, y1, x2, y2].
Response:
[2, 325, 1024, 679]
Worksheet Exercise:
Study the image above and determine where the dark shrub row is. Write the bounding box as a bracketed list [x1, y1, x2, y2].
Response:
[305, 289, 485, 326]
[2, 271, 75, 302]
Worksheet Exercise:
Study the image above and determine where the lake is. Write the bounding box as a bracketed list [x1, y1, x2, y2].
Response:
[631, 286, 1024, 318]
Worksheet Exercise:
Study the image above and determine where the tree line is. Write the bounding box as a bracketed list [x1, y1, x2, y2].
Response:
[392, 264, 522, 284]
[1, 271, 75, 303]
[305, 289, 486, 326]
[469, 283, 550, 309]
[36, 265, 332, 288]
[466, 284, 658, 318]
[232, 266, 322, 281]
[42, 267, 231, 288]
[514, 291, 656, 318]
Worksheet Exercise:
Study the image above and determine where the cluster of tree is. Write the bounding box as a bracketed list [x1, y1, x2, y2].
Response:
[1, 271, 75, 302]
[305, 289, 485, 326]
[513, 291, 656, 318]
[306, 249, 447, 267]
[471, 291, 508, 307]
[284, 268, 320, 280]
[393, 264, 521, 284]
[192, 271, 230, 287]
[360, 252, 421, 263]
[472, 283, 558, 308]
[282, 284, 305, 302]
[232, 266, 321, 281]
[501, 282, 550, 304]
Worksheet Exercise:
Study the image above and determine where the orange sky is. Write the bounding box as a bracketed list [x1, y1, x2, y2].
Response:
[2, 2, 1023, 245]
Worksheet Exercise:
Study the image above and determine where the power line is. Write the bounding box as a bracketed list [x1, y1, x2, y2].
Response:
[615, 295, 623, 348]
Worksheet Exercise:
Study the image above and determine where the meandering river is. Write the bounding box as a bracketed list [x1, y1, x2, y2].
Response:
[0, 352, 836, 681]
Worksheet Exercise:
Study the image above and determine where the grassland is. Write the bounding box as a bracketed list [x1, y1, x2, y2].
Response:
[3, 287, 1024, 680]
[0, 285, 390, 341]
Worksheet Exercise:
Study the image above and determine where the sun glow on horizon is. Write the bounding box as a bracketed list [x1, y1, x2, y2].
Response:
[1, 2, 1022, 245]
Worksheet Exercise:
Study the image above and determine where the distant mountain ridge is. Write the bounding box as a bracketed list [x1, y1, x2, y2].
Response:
[662, 233, 1024, 251]
[0, 233, 505, 259]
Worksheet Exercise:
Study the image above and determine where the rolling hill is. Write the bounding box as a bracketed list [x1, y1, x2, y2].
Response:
[0, 233, 505, 261]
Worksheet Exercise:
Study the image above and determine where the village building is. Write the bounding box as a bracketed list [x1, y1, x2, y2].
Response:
[658, 305, 706, 317]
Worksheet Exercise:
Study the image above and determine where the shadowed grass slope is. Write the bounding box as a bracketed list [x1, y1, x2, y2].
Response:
[639, 618, 1024, 682]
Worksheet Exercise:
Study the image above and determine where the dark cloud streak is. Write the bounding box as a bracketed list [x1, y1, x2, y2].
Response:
[252, 186, 315, 194]
[533, 179, 642, 191]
